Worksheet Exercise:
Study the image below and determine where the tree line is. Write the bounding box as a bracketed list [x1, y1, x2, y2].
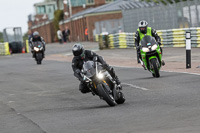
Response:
[0, 32, 4, 43]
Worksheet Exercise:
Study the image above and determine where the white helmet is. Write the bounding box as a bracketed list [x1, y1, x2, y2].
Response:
[33, 31, 39, 38]
[138, 20, 148, 34]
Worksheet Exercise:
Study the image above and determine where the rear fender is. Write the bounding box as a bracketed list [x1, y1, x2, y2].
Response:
[149, 56, 157, 61]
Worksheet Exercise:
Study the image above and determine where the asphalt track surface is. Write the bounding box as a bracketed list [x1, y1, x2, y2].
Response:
[0, 43, 200, 133]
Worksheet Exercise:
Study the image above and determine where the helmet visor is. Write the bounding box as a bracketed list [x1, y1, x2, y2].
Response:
[139, 27, 147, 33]
[73, 48, 83, 56]
[34, 35, 39, 38]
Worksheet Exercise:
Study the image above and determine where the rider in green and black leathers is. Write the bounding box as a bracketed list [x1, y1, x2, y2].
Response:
[135, 20, 164, 67]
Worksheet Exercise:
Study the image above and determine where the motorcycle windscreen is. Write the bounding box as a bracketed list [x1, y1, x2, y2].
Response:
[140, 36, 157, 47]
[33, 41, 43, 48]
[82, 61, 96, 78]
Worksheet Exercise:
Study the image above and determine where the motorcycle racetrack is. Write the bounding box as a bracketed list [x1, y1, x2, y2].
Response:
[0, 42, 200, 133]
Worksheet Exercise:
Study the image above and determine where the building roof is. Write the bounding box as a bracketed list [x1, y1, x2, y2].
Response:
[60, 0, 129, 24]
[34, 1, 56, 7]
[86, 0, 129, 14]
[119, 1, 159, 10]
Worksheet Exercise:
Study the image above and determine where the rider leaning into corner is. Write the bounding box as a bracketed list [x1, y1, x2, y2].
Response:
[135, 20, 165, 69]
[29, 31, 46, 58]
[72, 43, 122, 93]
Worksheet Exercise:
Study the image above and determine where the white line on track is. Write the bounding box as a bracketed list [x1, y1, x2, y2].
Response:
[122, 83, 149, 91]
[112, 65, 200, 76]
[161, 70, 200, 76]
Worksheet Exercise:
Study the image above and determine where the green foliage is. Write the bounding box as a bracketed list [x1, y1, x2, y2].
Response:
[53, 10, 64, 37]
[23, 32, 28, 42]
[0, 32, 4, 43]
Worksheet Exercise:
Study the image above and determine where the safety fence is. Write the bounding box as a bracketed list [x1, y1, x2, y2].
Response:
[98, 28, 200, 49]
[0, 41, 30, 56]
[0, 42, 10, 55]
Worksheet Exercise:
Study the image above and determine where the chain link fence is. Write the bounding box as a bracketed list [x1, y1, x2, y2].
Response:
[121, 0, 200, 32]
[94, 19, 124, 35]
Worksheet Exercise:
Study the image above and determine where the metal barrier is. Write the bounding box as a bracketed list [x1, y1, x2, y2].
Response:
[0, 42, 10, 55]
[97, 28, 200, 49]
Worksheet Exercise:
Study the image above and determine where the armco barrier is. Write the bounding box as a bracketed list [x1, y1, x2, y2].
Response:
[0, 42, 10, 55]
[98, 28, 200, 49]
[108, 33, 135, 48]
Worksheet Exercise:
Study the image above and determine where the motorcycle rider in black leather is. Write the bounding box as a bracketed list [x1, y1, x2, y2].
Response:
[29, 31, 46, 58]
[72, 43, 122, 93]
[135, 20, 165, 67]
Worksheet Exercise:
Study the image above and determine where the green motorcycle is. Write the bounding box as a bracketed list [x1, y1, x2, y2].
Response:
[139, 35, 162, 77]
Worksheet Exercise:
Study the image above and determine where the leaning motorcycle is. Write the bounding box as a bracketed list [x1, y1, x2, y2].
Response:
[81, 59, 125, 106]
[139, 35, 162, 77]
[33, 41, 44, 65]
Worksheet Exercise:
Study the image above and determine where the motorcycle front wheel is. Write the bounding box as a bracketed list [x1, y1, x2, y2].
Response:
[150, 58, 160, 77]
[97, 83, 116, 107]
[36, 52, 43, 65]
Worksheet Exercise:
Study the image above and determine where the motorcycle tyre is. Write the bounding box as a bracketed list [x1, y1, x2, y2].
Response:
[97, 84, 116, 107]
[150, 58, 160, 78]
[36, 53, 43, 65]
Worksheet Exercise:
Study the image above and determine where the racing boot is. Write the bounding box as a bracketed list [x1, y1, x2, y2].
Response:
[161, 60, 165, 66]
[42, 52, 45, 58]
[114, 76, 122, 90]
[31, 50, 34, 58]
[32, 52, 36, 58]
[139, 59, 147, 70]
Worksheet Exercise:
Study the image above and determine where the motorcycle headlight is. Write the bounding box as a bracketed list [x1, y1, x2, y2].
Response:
[34, 47, 39, 52]
[151, 44, 158, 51]
[142, 47, 150, 52]
[97, 72, 104, 79]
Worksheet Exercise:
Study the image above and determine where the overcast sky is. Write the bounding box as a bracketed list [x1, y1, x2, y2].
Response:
[0, 0, 44, 34]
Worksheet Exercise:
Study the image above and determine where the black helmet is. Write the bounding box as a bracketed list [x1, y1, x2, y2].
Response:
[72, 43, 85, 58]
[138, 20, 148, 34]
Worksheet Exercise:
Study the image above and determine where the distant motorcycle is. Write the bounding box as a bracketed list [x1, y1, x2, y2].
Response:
[139, 35, 163, 77]
[81, 59, 125, 106]
[33, 41, 44, 65]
